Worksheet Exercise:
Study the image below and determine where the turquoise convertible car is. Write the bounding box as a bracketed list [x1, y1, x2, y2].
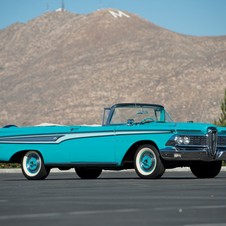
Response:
[0, 103, 226, 180]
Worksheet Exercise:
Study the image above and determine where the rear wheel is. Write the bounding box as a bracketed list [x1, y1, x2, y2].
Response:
[75, 168, 102, 179]
[190, 161, 222, 178]
[134, 144, 165, 179]
[21, 150, 50, 180]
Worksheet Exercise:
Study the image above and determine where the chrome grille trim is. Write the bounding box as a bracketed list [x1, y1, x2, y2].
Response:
[189, 136, 207, 146]
[207, 128, 218, 158]
[217, 136, 226, 147]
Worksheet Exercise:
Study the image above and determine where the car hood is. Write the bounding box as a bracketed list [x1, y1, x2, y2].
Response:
[138, 122, 217, 135]
[173, 122, 217, 134]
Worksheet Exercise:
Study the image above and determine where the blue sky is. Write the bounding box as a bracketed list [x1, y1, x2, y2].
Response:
[0, 0, 226, 36]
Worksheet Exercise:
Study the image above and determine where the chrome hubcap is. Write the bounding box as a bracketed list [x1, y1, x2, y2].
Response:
[140, 151, 155, 172]
[26, 153, 40, 174]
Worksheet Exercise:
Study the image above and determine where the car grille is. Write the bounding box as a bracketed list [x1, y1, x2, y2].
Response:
[165, 135, 208, 146]
[217, 136, 226, 146]
[189, 136, 207, 145]
[207, 128, 218, 158]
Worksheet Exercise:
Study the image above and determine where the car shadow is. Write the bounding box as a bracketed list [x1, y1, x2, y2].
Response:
[2, 177, 200, 181]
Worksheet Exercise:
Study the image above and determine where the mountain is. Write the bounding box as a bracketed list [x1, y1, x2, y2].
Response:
[0, 9, 226, 127]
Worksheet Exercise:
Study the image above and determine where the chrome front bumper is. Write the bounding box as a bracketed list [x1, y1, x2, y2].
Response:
[160, 147, 226, 161]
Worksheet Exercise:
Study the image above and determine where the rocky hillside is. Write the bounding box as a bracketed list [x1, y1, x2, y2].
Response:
[0, 9, 226, 127]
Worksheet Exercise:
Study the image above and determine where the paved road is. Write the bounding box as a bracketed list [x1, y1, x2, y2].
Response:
[1, 170, 226, 226]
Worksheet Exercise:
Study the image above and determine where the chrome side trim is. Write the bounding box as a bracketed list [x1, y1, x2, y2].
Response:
[0, 130, 173, 144]
[0, 135, 63, 144]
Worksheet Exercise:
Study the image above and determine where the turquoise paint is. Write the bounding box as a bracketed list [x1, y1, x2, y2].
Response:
[0, 104, 224, 167]
[0, 122, 213, 163]
[217, 127, 226, 135]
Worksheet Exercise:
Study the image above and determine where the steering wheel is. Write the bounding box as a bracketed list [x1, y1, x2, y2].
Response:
[140, 117, 155, 124]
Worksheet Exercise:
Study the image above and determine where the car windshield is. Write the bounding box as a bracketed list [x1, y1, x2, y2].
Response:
[110, 105, 173, 124]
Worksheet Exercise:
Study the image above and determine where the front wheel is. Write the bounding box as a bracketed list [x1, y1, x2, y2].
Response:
[21, 151, 50, 180]
[190, 161, 222, 178]
[134, 144, 165, 179]
[75, 168, 102, 179]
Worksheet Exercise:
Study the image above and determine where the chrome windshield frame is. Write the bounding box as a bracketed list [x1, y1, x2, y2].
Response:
[103, 103, 174, 126]
[164, 109, 174, 123]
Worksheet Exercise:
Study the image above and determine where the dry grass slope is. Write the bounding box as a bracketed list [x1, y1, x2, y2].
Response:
[0, 9, 226, 127]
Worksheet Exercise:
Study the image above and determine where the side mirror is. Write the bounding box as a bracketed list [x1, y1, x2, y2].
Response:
[127, 119, 134, 125]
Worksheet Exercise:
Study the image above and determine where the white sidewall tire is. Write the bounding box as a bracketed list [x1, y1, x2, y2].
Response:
[134, 144, 165, 179]
[21, 150, 49, 180]
[135, 147, 157, 176]
[22, 151, 42, 177]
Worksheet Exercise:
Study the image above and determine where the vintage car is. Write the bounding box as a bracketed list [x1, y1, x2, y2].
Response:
[0, 103, 226, 180]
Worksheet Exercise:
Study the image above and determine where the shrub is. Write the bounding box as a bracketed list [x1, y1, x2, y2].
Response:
[0, 163, 21, 169]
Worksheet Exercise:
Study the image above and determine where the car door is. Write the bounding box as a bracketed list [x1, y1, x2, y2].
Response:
[68, 126, 117, 164]
[114, 125, 140, 163]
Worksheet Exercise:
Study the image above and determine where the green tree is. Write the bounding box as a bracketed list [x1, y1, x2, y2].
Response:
[214, 88, 226, 127]
[214, 88, 226, 166]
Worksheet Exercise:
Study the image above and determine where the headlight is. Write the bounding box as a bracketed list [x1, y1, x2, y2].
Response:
[183, 136, 190, 145]
[175, 136, 190, 145]
[175, 136, 183, 145]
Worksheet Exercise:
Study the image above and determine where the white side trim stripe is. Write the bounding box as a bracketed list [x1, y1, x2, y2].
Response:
[0, 130, 172, 144]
